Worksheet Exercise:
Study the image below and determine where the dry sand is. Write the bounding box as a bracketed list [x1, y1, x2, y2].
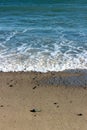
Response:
[0, 71, 87, 130]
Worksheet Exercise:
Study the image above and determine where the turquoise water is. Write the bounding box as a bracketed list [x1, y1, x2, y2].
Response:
[0, 0, 87, 72]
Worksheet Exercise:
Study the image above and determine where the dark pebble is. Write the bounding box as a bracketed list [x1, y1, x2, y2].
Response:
[30, 109, 36, 112]
[33, 86, 37, 89]
[30, 109, 41, 112]
[77, 113, 83, 116]
[0, 105, 4, 107]
[54, 102, 58, 105]
[9, 84, 13, 87]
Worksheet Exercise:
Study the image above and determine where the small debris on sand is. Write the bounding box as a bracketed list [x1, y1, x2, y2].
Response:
[0, 105, 4, 107]
[30, 109, 41, 113]
[77, 113, 83, 116]
[33, 86, 37, 89]
[54, 102, 58, 105]
[9, 84, 13, 87]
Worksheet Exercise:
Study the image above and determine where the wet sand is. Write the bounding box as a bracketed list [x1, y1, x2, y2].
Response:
[0, 71, 87, 130]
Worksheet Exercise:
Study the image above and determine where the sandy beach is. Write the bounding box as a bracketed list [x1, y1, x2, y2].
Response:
[0, 71, 87, 130]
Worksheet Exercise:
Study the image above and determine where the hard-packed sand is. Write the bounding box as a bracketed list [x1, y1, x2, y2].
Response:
[0, 71, 87, 130]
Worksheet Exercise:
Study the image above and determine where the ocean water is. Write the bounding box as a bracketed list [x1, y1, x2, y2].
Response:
[0, 0, 87, 72]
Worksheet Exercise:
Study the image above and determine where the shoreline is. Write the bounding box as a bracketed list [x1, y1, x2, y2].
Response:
[0, 70, 87, 87]
[0, 71, 87, 130]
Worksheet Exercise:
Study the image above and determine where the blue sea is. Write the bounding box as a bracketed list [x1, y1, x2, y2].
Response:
[0, 0, 87, 72]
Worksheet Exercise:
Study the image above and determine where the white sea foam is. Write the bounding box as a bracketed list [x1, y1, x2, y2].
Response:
[0, 28, 87, 72]
[0, 48, 87, 72]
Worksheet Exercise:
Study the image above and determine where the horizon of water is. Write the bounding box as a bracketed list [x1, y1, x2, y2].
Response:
[0, 0, 87, 72]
